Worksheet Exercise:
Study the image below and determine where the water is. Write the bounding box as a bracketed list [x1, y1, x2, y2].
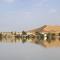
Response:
[0, 41, 60, 60]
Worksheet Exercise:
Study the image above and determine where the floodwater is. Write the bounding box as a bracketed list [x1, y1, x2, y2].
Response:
[0, 39, 60, 60]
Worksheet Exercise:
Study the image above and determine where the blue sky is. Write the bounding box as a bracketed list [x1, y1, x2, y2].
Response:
[0, 0, 60, 32]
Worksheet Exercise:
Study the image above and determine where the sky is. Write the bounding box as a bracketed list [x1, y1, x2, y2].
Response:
[0, 0, 60, 32]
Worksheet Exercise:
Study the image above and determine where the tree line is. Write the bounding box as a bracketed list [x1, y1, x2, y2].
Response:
[0, 31, 60, 43]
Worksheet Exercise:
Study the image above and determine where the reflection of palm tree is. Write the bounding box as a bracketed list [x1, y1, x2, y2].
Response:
[22, 39, 26, 43]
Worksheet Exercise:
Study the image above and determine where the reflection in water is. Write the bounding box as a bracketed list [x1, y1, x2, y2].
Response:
[0, 35, 60, 47]
[0, 32, 60, 48]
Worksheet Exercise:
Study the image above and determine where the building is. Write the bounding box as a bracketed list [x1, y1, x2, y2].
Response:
[29, 25, 60, 33]
[29, 25, 60, 40]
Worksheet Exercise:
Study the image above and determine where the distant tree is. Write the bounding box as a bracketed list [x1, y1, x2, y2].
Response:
[47, 33, 52, 43]
[40, 33, 44, 40]
[27, 35, 30, 40]
[59, 33, 60, 40]
[51, 33, 56, 40]
[0, 33, 2, 41]
[35, 32, 41, 40]
[22, 31, 27, 35]
[30, 34, 35, 39]
[15, 34, 20, 38]
[14, 32, 16, 35]
[35, 32, 40, 35]
[35, 32, 44, 40]
[11, 32, 13, 35]
[21, 31, 27, 42]
[59, 33, 60, 36]
[47, 33, 52, 40]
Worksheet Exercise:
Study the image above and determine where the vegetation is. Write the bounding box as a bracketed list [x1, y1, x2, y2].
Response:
[51, 33, 56, 40]
[35, 32, 45, 41]
[58, 33, 60, 40]
[11, 32, 13, 35]
[47, 33, 52, 40]
[0, 33, 2, 41]
[40, 33, 44, 40]
[59, 33, 60, 36]
[22, 38, 27, 43]
[22, 31, 27, 35]
[0, 31, 59, 43]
